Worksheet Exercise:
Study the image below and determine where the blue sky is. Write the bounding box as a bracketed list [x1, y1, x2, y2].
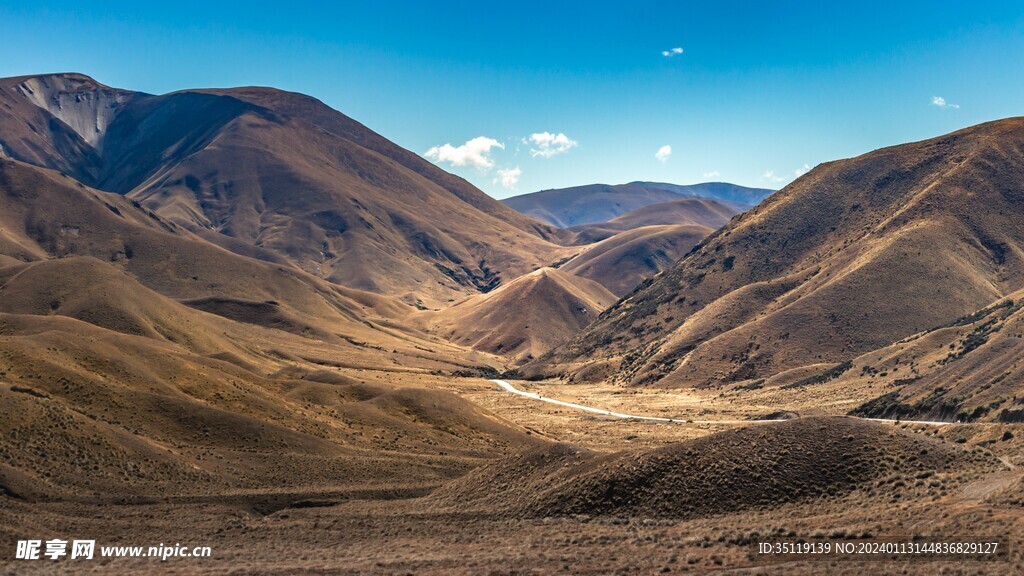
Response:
[2, 1, 1023, 198]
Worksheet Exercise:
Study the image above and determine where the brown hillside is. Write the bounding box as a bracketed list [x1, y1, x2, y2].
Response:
[0, 73, 564, 305]
[0, 157, 546, 501]
[502, 183, 685, 227]
[566, 196, 740, 244]
[0, 257, 254, 352]
[796, 291, 1024, 423]
[0, 158, 507, 372]
[428, 417, 997, 518]
[0, 313, 541, 500]
[502, 182, 764, 228]
[533, 118, 1024, 386]
[0, 158, 381, 320]
[562, 224, 714, 296]
[421, 267, 617, 363]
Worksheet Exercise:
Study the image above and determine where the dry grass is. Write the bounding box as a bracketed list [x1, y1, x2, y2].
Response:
[536, 118, 1024, 390]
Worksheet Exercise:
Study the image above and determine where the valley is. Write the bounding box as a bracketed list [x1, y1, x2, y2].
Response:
[1, 71, 1023, 574]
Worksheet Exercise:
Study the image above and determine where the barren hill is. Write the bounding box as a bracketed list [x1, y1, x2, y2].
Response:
[551, 197, 743, 296]
[613, 195, 739, 227]
[0, 311, 542, 500]
[0, 159, 543, 501]
[564, 196, 739, 245]
[0, 158, 510, 373]
[429, 417, 997, 518]
[808, 291, 1024, 423]
[0, 73, 563, 306]
[502, 183, 684, 227]
[561, 224, 714, 296]
[502, 182, 762, 229]
[531, 118, 1024, 386]
[631, 181, 774, 206]
[0, 257, 254, 352]
[422, 267, 617, 363]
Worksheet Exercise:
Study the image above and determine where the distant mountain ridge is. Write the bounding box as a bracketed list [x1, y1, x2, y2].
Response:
[551, 196, 742, 296]
[502, 181, 772, 228]
[629, 181, 775, 206]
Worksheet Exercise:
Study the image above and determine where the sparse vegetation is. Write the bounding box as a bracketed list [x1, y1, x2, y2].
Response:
[781, 361, 853, 389]
[4, 68, 1024, 576]
[735, 379, 765, 391]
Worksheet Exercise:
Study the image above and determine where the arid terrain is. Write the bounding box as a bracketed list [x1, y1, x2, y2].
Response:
[3, 374, 1022, 574]
[1, 73, 1023, 574]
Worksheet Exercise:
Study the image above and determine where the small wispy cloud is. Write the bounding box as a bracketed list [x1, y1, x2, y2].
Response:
[424, 136, 504, 171]
[703, 171, 720, 179]
[494, 166, 522, 190]
[931, 96, 960, 109]
[794, 163, 811, 177]
[656, 145, 672, 163]
[761, 170, 784, 183]
[661, 47, 684, 57]
[527, 132, 578, 158]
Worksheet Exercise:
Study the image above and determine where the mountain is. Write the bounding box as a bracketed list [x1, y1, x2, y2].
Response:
[0, 73, 564, 306]
[499, 180, 757, 227]
[560, 224, 714, 296]
[550, 197, 743, 296]
[0, 157, 544, 500]
[423, 197, 728, 356]
[421, 267, 617, 363]
[837, 292, 1024, 423]
[682, 290, 1024, 423]
[530, 118, 1024, 388]
[0, 118, 559, 503]
[587, 196, 739, 230]
[502, 184, 683, 227]
[0, 158, 506, 370]
[631, 181, 775, 206]
[564, 196, 739, 244]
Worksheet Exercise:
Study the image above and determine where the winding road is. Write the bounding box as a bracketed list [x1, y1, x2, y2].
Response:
[490, 379, 957, 426]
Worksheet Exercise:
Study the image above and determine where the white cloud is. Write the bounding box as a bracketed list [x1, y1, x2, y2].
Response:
[527, 132, 578, 158]
[425, 136, 504, 171]
[655, 145, 672, 163]
[494, 166, 522, 190]
[703, 171, 720, 179]
[761, 170, 785, 183]
[794, 163, 811, 177]
[661, 47, 684, 57]
[931, 96, 959, 109]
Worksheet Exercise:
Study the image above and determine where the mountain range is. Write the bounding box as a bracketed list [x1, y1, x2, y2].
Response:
[501, 181, 770, 228]
[1, 74, 760, 311]
[3, 71, 1023, 573]
[0, 73, 566, 307]
[5, 72, 1024, 426]
[529, 117, 1024, 420]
